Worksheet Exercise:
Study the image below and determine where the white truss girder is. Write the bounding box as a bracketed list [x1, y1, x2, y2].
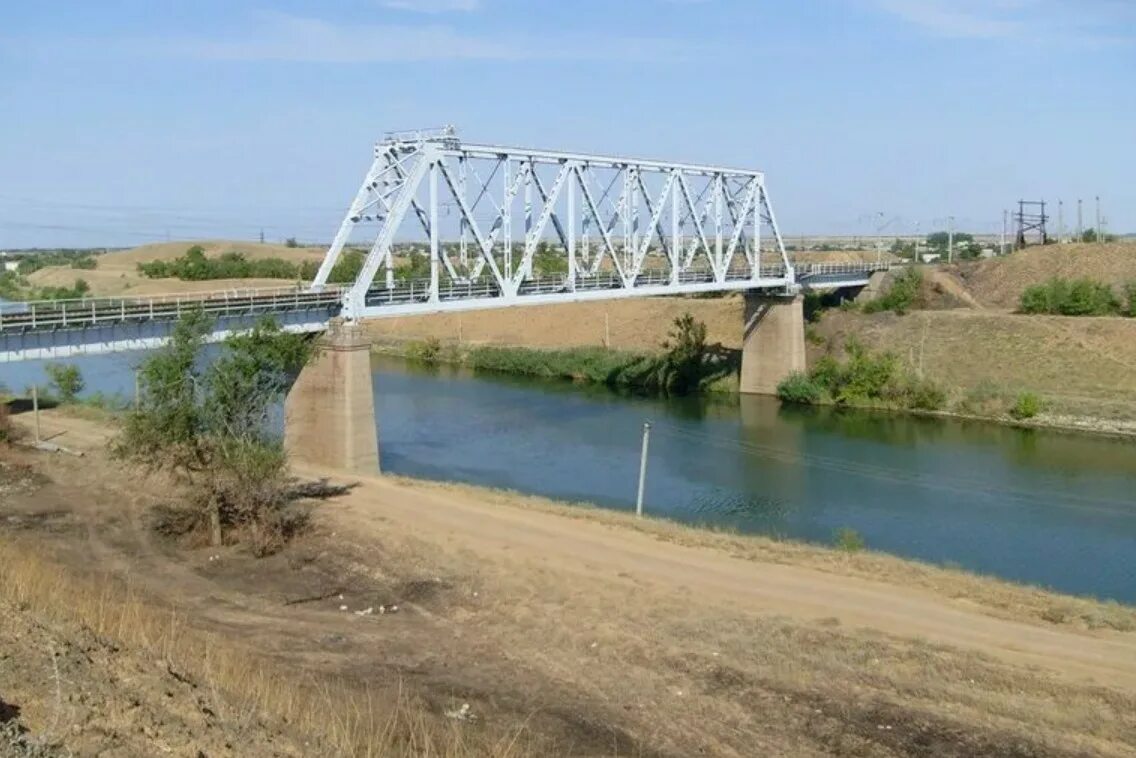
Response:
[314, 128, 795, 320]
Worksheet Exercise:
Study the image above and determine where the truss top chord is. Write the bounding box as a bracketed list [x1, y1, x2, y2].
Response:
[374, 129, 763, 178]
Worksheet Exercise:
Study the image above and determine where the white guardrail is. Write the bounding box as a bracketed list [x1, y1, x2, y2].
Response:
[0, 262, 890, 333]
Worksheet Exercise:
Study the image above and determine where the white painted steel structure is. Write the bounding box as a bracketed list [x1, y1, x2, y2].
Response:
[315, 127, 797, 321]
[0, 129, 898, 362]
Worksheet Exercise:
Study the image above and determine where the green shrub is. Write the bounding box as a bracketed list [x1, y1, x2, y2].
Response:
[863, 268, 923, 315]
[1019, 278, 1120, 316]
[407, 337, 443, 364]
[114, 312, 316, 553]
[834, 527, 865, 552]
[831, 339, 897, 405]
[777, 372, 823, 404]
[45, 364, 85, 404]
[956, 380, 1007, 416]
[1125, 281, 1136, 317]
[900, 376, 947, 411]
[138, 245, 316, 282]
[532, 242, 568, 276]
[1009, 392, 1043, 420]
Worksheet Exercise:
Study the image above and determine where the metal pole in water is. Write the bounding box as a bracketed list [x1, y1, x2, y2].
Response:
[31, 385, 40, 444]
[635, 422, 651, 517]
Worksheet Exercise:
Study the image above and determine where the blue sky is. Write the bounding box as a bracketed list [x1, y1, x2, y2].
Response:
[1, 0, 1133, 248]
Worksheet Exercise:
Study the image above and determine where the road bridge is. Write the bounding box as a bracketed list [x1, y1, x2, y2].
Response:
[1, 128, 893, 472]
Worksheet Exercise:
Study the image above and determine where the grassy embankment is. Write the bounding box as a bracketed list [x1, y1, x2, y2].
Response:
[0, 534, 528, 757]
[785, 260, 1136, 431]
[379, 312, 741, 396]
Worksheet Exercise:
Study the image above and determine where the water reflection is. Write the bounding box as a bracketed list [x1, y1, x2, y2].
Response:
[375, 355, 1136, 602]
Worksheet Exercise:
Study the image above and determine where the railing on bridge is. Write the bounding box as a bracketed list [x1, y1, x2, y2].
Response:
[0, 261, 892, 336]
[0, 285, 346, 334]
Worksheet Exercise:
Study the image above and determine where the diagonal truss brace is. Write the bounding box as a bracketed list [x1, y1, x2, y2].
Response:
[317, 130, 794, 320]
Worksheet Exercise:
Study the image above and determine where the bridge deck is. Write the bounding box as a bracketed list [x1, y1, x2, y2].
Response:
[0, 262, 888, 361]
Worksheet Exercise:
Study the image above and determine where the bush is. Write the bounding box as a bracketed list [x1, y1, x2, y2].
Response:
[777, 372, 823, 404]
[900, 376, 947, 411]
[831, 339, 897, 405]
[1019, 278, 1120, 316]
[863, 268, 923, 315]
[834, 527, 865, 552]
[138, 245, 313, 282]
[113, 312, 316, 552]
[532, 242, 568, 276]
[406, 337, 443, 364]
[44, 364, 84, 404]
[0, 403, 12, 443]
[956, 380, 1007, 416]
[798, 340, 946, 412]
[656, 313, 710, 395]
[1125, 281, 1136, 317]
[1009, 392, 1043, 420]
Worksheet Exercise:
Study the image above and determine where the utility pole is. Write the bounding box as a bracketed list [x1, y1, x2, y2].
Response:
[947, 216, 955, 263]
[1077, 199, 1083, 242]
[259, 228, 265, 244]
[1001, 210, 1008, 256]
[635, 422, 651, 517]
[1090, 195, 1099, 243]
[1057, 200, 1064, 244]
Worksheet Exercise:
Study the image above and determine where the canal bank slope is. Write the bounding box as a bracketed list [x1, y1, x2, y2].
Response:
[3, 411, 1136, 756]
[365, 242, 1136, 433]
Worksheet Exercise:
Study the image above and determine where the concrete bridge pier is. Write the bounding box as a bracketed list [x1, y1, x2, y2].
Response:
[739, 293, 806, 395]
[284, 319, 380, 474]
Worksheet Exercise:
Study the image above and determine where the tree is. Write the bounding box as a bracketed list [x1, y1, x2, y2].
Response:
[284, 237, 299, 248]
[44, 364, 85, 404]
[658, 313, 709, 394]
[113, 310, 315, 552]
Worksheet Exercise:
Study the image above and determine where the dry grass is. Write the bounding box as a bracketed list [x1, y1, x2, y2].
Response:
[331, 479, 1136, 757]
[363, 294, 747, 351]
[390, 476, 1136, 634]
[0, 536, 533, 757]
[814, 308, 1136, 424]
[27, 240, 325, 297]
[956, 241, 1136, 309]
[99, 240, 326, 267]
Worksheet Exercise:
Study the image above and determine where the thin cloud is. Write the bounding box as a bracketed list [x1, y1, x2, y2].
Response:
[873, 0, 1023, 38]
[380, 0, 481, 12]
[871, 0, 1134, 44]
[20, 12, 687, 64]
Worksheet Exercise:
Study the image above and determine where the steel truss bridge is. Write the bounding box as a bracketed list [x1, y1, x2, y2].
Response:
[1, 128, 890, 362]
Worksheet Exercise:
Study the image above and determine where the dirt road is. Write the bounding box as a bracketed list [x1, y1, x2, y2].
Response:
[322, 469, 1136, 691]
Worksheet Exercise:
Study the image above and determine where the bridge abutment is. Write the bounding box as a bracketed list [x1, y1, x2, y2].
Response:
[284, 319, 380, 474]
[740, 293, 806, 395]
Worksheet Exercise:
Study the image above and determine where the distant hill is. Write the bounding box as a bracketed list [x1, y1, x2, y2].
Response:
[27, 240, 326, 297]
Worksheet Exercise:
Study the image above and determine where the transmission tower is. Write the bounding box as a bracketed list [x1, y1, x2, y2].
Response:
[1014, 200, 1048, 248]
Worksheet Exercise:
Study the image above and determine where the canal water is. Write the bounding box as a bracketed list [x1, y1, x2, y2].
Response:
[4, 352, 1135, 603]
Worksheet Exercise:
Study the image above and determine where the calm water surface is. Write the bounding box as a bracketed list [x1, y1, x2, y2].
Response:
[4, 352, 1135, 602]
[373, 357, 1136, 603]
